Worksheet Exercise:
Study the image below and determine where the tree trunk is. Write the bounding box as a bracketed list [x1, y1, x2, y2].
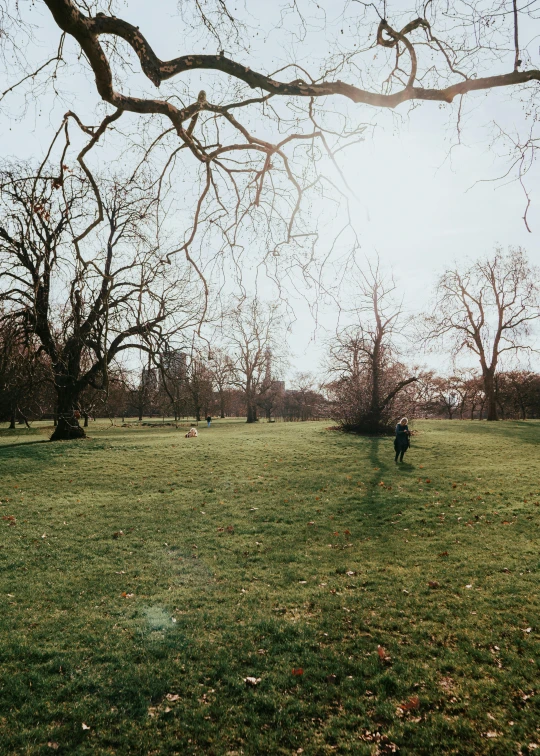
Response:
[50, 385, 86, 440]
[9, 408, 16, 430]
[247, 402, 258, 423]
[83, 413, 89, 427]
[483, 372, 498, 421]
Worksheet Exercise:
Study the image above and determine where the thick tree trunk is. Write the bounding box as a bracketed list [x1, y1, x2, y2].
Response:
[483, 372, 498, 421]
[83, 413, 89, 427]
[246, 403, 258, 423]
[9, 408, 16, 430]
[50, 385, 86, 440]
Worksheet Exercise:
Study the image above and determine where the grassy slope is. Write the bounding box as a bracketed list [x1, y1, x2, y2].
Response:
[0, 419, 539, 756]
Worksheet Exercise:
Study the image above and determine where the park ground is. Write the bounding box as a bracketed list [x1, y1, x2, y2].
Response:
[0, 418, 539, 755]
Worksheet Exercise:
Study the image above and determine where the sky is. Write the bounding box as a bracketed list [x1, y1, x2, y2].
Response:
[2, 0, 539, 382]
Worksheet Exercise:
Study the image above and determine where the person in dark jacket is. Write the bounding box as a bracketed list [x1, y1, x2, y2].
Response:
[206, 415, 212, 428]
[394, 417, 410, 463]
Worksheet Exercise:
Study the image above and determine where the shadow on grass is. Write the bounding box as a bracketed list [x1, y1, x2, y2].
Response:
[431, 418, 540, 446]
[0, 439, 50, 452]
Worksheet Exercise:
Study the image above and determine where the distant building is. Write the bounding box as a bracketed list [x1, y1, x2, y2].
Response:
[141, 366, 159, 391]
[161, 349, 187, 378]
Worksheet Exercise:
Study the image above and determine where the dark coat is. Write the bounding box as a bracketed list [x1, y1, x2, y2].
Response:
[394, 424, 410, 451]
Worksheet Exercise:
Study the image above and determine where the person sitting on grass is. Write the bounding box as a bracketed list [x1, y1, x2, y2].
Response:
[185, 426, 198, 438]
[394, 417, 411, 464]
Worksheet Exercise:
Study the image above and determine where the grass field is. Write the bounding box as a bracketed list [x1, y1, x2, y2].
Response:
[0, 418, 539, 755]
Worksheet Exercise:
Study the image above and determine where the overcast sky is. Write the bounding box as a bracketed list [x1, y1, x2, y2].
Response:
[2, 0, 539, 381]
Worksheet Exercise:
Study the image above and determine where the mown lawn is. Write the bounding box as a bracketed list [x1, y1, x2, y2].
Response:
[0, 418, 539, 755]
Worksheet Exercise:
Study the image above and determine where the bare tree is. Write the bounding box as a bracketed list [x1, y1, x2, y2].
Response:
[184, 350, 214, 422]
[0, 318, 50, 428]
[0, 163, 200, 439]
[424, 247, 540, 421]
[226, 298, 285, 423]
[0, 0, 539, 296]
[326, 261, 417, 433]
[208, 347, 234, 419]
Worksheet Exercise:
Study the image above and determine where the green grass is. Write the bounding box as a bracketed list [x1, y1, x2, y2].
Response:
[0, 418, 539, 755]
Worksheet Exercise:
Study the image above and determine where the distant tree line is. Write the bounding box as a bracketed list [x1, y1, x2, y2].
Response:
[324, 248, 540, 433]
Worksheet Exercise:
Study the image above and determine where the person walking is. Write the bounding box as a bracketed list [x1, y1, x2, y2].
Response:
[394, 417, 411, 463]
[206, 415, 212, 428]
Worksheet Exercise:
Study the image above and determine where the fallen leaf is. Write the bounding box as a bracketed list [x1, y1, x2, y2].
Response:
[112, 530, 124, 539]
[291, 668, 304, 676]
[326, 674, 338, 684]
[346, 570, 355, 576]
[47, 743, 59, 750]
[399, 695, 420, 711]
[427, 581, 440, 589]
[485, 731, 499, 738]
[244, 676, 261, 686]
[438, 551, 449, 557]
[121, 592, 135, 598]
[377, 645, 391, 662]
[82, 723, 90, 730]
[166, 694, 180, 702]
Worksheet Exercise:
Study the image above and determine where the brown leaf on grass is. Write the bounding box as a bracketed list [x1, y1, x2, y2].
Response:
[326, 674, 338, 684]
[428, 581, 440, 589]
[112, 530, 124, 539]
[244, 676, 261, 687]
[2, 515, 16, 525]
[291, 668, 304, 676]
[344, 529, 351, 535]
[425, 479, 431, 484]
[377, 645, 391, 662]
[81, 723, 90, 730]
[399, 695, 420, 711]
[121, 592, 135, 598]
[47, 743, 59, 750]
[226, 525, 234, 533]
[438, 551, 449, 558]
[166, 693, 180, 702]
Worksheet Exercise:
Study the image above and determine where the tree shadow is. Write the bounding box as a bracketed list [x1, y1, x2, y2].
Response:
[0, 439, 49, 452]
